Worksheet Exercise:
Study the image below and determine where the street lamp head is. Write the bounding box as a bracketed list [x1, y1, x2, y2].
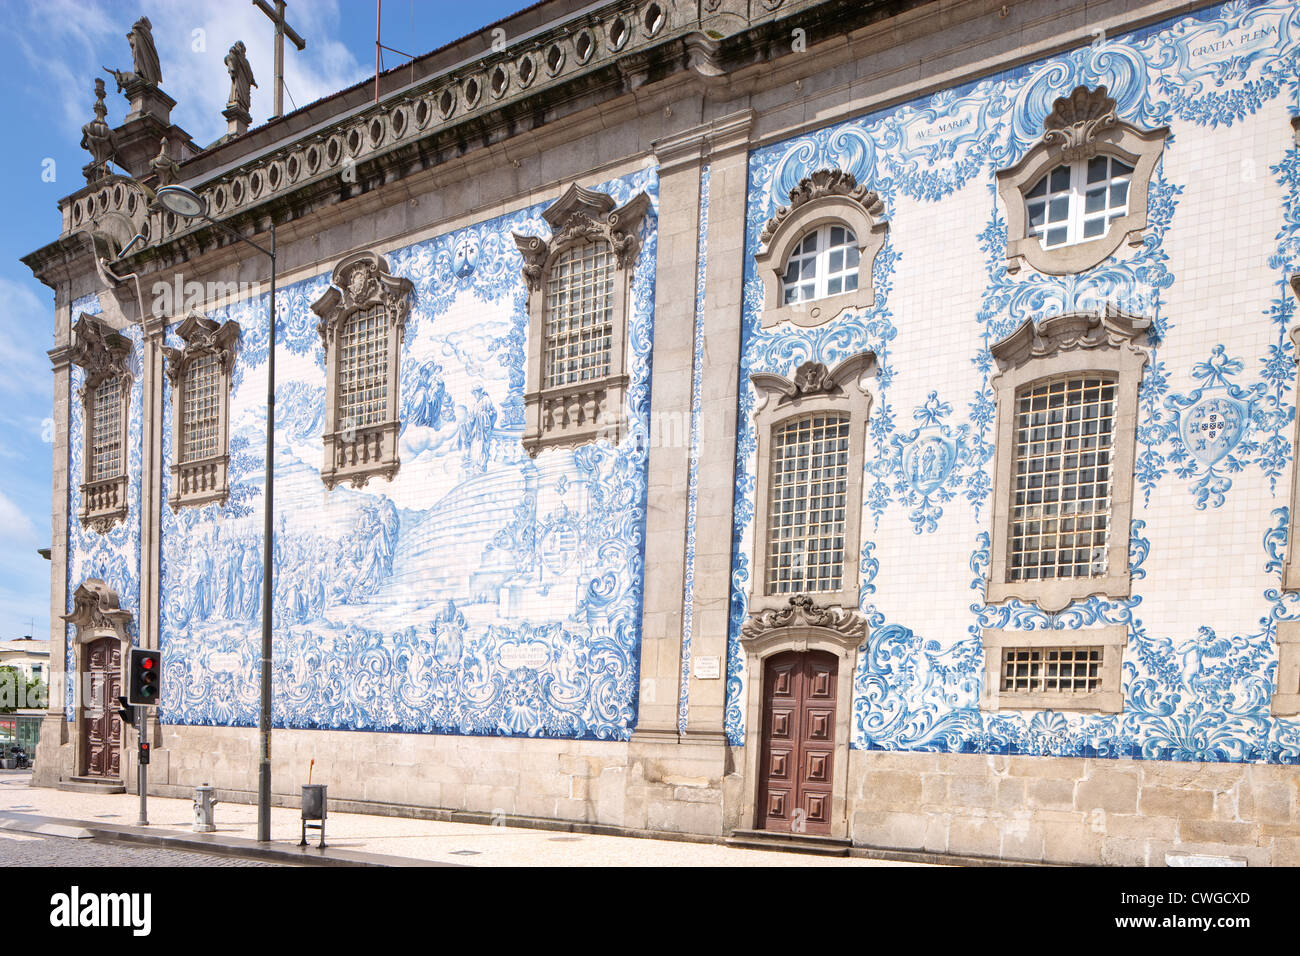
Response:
[155, 185, 207, 219]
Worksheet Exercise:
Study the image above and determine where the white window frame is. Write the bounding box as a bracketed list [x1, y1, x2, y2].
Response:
[1026, 155, 1134, 251]
[779, 223, 861, 306]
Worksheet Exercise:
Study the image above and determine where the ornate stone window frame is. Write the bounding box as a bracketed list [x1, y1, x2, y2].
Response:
[749, 352, 875, 615]
[312, 251, 414, 490]
[754, 169, 888, 329]
[996, 86, 1169, 276]
[1272, 620, 1300, 716]
[979, 625, 1126, 714]
[986, 308, 1149, 612]
[737, 596, 865, 841]
[513, 183, 651, 457]
[71, 313, 132, 534]
[163, 311, 239, 511]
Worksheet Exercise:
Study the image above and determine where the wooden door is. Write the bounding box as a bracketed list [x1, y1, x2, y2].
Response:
[757, 650, 837, 835]
[83, 638, 122, 778]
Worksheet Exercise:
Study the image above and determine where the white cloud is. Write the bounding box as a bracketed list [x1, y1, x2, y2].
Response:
[0, 277, 54, 404]
[0, 489, 38, 548]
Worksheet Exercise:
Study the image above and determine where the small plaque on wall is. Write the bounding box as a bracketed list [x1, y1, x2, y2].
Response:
[693, 656, 721, 680]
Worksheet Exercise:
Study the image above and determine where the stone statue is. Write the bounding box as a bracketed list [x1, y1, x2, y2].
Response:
[127, 16, 162, 86]
[79, 78, 116, 183]
[224, 41, 257, 112]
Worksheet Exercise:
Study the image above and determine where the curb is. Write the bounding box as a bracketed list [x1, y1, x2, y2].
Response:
[0, 811, 457, 867]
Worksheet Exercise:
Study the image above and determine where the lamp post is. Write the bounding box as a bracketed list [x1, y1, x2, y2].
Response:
[156, 185, 276, 842]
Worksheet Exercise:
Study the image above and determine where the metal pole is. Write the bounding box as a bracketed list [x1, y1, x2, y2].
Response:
[136, 705, 147, 825]
[375, 0, 382, 104]
[258, 224, 276, 843]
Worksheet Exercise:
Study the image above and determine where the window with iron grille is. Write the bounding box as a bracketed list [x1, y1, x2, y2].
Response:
[544, 240, 614, 389]
[90, 376, 123, 482]
[1009, 375, 1116, 583]
[1001, 646, 1103, 695]
[180, 353, 221, 463]
[766, 413, 851, 595]
[337, 304, 389, 429]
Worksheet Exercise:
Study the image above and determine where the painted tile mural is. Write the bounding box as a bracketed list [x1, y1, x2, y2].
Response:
[65, 294, 144, 718]
[149, 168, 657, 740]
[726, 0, 1300, 763]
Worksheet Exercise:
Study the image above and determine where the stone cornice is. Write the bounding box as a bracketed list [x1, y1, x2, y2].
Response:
[989, 307, 1150, 374]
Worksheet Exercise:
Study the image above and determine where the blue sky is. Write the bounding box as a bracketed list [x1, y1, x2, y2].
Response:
[0, 0, 533, 642]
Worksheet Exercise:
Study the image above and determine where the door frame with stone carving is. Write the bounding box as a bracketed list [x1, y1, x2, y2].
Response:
[63, 580, 134, 780]
[738, 596, 863, 841]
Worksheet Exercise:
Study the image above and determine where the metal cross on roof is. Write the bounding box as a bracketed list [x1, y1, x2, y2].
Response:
[252, 0, 307, 120]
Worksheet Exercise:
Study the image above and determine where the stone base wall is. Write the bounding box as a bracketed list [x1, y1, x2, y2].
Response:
[847, 751, 1300, 866]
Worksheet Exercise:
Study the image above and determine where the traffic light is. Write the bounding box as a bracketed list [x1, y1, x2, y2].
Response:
[138, 740, 150, 766]
[117, 695, 135, 727]
[127, 648, 161, 706]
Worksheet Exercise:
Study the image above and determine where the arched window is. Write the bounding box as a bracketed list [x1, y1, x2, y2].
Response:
[336, 304, 390, 429]
[780, 225, 860, 305]
[1026, 157, 1133, 250]
[90, 375, 124, 483]
[996, 85, 1167, 275]
[756, 169, 887, 328]
[544, 239, 615, 388]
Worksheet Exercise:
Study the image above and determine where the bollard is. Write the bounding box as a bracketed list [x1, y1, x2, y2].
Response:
[193, 783, 219, 833]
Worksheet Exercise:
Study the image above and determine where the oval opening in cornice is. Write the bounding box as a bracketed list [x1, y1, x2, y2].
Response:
[249, 170, 263, 197]
[112, 184, 124, 208]
[326, 136, 341, 166]
[644, 3, 665, 35]
[464, 76, 481, 107]
[212, 186, 226, 212]
[96, 190, 108, 213]
[518, 54, 536, 87]
[490, 65, 508, 99]
[609, 17, 628, 51]
[164, 211, 176, 233]
[231, 180, 244, 204]
[414, 99, 430, 128]
[346, 127, 363, 156]
[392, 108, 407, 137]
[286, 154, 301, 182]
[369, 117, 384, 146]
[545, 43, 564, 75]
[126, 192, 137, 214]
[574, 30, 594, 63]
[438, 88, 455, 119]
[307, 144, 322, 172]
[73, 201, 83, 225]
[268, 162, 282, 189]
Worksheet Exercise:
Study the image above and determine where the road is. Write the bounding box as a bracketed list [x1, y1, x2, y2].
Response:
[0, 828, 285, 866]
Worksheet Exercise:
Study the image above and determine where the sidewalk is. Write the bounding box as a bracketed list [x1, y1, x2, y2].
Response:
[0, 771, 931, 867]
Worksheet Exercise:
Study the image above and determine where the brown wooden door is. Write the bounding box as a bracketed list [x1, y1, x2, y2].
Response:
[83, 638, 122, 778]
[757, 650, 837, 835]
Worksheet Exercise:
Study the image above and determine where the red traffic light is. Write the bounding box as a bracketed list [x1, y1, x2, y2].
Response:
[142, 658, 155, 670]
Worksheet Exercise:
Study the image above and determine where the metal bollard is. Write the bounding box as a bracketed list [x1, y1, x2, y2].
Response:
[300, 783, 327, 848]
[193, 783, 218, 832]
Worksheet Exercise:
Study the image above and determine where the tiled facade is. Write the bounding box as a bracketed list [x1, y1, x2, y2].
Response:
[24, 0, 1300, 864]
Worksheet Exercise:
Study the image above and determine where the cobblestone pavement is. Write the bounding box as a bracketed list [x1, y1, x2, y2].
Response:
[0, 829, 284, 866]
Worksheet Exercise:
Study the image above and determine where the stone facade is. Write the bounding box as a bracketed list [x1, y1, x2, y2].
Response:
[21, 0, 1300, 865]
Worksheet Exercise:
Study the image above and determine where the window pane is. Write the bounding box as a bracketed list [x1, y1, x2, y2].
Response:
[1087, 156, 1109, 183]
[90, 376, 123, 481]
[1008, 375, 1117, 583]
[767, 413, 850, 595]
[1049, 165, 1071, 192]
[544, 240, 614, 388]
[337, 304, 390, 428]
[181, 353, 221, 463]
